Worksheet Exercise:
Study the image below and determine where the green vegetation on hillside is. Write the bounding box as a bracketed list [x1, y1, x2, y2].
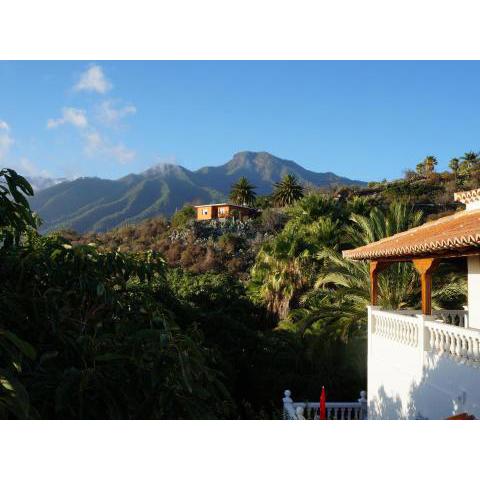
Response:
[29, 151, 364, 233]
[1, 152, 475, 419]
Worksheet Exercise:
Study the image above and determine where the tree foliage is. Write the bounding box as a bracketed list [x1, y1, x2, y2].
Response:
[1, 158, 474, 418]
[229, 176, 256, 206]
[0, 168, 36, 248]
[272, 174, 304, 206]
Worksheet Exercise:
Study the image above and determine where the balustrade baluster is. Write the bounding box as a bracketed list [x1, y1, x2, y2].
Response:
[438, 330, 445, 354]
[444, 331, 451, 355]
[450, 332, 456, 356]
[435, 329, 442, 352]
[454, 334, 461, 357]
[460, 336, 468, 360]
[464, 337, 471, 362]
[473, 338, 480, 363]
[429, 327, 435, 351]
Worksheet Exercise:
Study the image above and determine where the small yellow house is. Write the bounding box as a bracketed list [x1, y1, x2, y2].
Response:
[194, 203, 257, 221]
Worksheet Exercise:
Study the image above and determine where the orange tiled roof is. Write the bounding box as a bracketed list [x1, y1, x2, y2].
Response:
[343, 208, 480, 261]
[193, 203, 257, 210]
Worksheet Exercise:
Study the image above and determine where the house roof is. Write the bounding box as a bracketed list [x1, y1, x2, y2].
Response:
[342, 207, 480, 261]
[193, 203, 257, 210]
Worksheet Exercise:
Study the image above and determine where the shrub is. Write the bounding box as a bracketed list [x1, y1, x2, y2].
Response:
[171, 205, 196, 229]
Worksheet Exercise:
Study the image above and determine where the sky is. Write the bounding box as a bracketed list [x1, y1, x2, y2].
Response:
[1, 61, 480, 182]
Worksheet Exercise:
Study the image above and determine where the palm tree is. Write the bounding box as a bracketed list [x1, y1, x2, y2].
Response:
[272, 174, 304, 206]
[296, 202, 466, 340]
[249, 215, 341, 321]
[461, 151, 479, 168]
[458, 151, 480, 178]
[229, 177, 256, 206]
[416, 162, 425, 176]
[294, 203, 424, 339]
[449, 158, 460, 175]
[424, 155, 438, 175]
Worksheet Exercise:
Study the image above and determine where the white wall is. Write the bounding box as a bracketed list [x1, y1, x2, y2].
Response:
[467, 255, 480, 329]
[368, 312, 480, 419]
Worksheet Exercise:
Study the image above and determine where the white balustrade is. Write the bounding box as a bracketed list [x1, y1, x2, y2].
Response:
[424, 320, 480, 365]
[282, 390, 367, 420]
[433, 309, 468, 328]
[372, 310, 419, 347]
[370, 307, 480, 366]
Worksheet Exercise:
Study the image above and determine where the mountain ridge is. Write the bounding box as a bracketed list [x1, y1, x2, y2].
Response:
[30, 151, 365, 233]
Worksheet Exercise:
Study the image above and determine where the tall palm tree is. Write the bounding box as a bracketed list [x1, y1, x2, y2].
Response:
[458, 151, 480, 179]
[296, 203, 466, 340]
[272, 174, 304, 207]
[293, 203, 424, 339]
[424, 155, 438, 175]
[229, 177, 256, 206]
[449, 158, 460, 175]
[460, 151, 479, 167]
[249, 216, 341, 320]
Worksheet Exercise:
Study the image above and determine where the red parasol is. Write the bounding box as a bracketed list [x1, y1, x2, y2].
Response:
[319, 386, 326, 420]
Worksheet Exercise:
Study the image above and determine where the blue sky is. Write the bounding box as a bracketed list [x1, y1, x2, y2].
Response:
[1, 61, 480, 182]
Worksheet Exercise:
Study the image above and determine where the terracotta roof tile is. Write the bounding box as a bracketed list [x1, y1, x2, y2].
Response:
[343, 208, 480, 260]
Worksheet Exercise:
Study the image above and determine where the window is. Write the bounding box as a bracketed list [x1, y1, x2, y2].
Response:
[202, 209, 208, 215]
[219, 207, 226, 214]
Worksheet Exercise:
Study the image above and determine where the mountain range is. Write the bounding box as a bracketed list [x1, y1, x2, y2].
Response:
[26, 176, 68, 192]
[30, 151, 365, 233]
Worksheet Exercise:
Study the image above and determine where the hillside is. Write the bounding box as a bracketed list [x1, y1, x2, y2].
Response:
[30, 151, 365, 232]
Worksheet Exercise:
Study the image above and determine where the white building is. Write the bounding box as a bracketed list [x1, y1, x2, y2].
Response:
[342, 188, 480, 419]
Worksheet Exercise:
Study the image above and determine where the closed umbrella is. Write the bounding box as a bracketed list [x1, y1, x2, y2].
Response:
[320, 386, 326, 420]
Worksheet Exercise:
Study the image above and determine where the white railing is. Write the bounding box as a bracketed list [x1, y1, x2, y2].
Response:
[370, 307, 480, 366]
[372, 310, 419, 347]
[282, 390, 367, 420]
[424, 320, 480, 365]
[434, 309, 468, 328]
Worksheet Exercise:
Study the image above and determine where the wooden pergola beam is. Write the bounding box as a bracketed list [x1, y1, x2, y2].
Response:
[412, 258, 439, 316]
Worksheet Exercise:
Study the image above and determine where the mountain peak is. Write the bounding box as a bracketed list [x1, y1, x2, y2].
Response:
[228, 151, 280, 171]
[30, 151, 365, 233]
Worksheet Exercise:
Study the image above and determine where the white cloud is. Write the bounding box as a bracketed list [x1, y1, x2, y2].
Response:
[74, 65, 112, 94]
[83, 129, 135, 165]
[0, 119, 14, 161]
[84, 131, 103, 155]
[47, 107, 88, 129]
[109, 144, 136, 164]
[18, 157, 51, 178]
[97, 100, 136, 126]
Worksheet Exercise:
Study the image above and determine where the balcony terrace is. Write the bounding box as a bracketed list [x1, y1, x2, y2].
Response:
[342, 189, 480, 419]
